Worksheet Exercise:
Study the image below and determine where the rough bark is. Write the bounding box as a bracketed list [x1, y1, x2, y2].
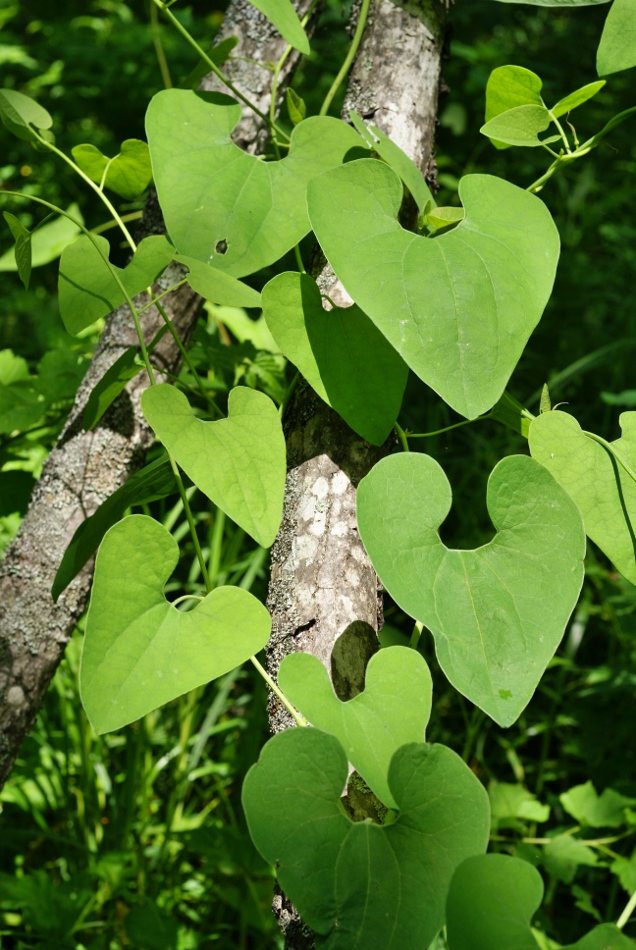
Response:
[0, 0, 316, 789]
[265, 1, 448, 945]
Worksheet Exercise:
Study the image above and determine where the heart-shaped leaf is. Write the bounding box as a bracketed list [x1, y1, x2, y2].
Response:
[278, 646, 432, 808]
[58, 234, 172, 335]
[261, 272, 407, 445]
[480, 104, 556, 147]
[447, 854, 544, 950]
[597, 0, 636, 75]
[247, 0, 309, 54]
[486, 65, 544, 119]
[307, 160, 560, 419]
[71, 139, 153, 200]
[0, 88, 52, 142]
[529, 410, 636, 584]
[3, 211, 32, 288]
[80, 514, 271, 734]
[146, 90, 365, 278]
[242, 728, 490, 949]
[356, 453, 585, 726]
[141, 384, 285, 547]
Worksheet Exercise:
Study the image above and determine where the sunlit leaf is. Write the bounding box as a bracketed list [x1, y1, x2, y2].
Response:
[0, 88, 52, 142]
[72, 139, 153, 200]
[247, 0, 310, 54]
[597, 0, 636, 76]
[481, 104, 555, 147]
[560, 781, 636, 827]
[286, 88, 306, 125]
[552, 80, 606, 117]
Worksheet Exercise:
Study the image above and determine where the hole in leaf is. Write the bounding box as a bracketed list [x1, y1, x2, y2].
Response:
[215, 239, 228, 255]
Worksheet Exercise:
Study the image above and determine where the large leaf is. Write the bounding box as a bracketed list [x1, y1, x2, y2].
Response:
[447, 854, 544, 950]
[261, 272, 407, 445]
[52, 457, 178, 602]
[247, 0, 309, 54]
[278, 646, 432, 808]
[0, 88, 52, 142]
[58, 234, 172, 335]
[141, 385, 285, 548]
[528, 410, 636, 584]
[242, 728, 490, 949]
[307, 160, 559, 419]
[80, 514, 271, 734]
[71, 139, 153, 200]
[597, 0, 636, 75]
[356, 453, 585, 726]
[146, 90, 365, 278]
[0, 204, 83, 272]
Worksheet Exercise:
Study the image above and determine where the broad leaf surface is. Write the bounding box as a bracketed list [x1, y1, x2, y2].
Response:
[484, 65, 544, 149]
[3, 211, 31, 288]
[242, 728, 490, 949]
[58, 234, 172, 334]
[356, 453, 585, 726]
[565, 925, 636, 949]
[447, 854, 544, 950]
[0, 88, 52, 142]
[261, 272, 407, 445]
[307, 160, 560, 419]
[480, 104, 555, 147]
[80, 514, 271, 733]
[71, 139, 153, 200]
[247, 0, 309, 53]
[146, 90, 364, 277]
[52, 457, 178, 602]
[529, 410, 636, 583]
[141, 384, 285, 547]
[0, 204, 82, 271]
[597, 0, 636, 75]
[278, 647, 432, 808]
[177, 253, 262, 308]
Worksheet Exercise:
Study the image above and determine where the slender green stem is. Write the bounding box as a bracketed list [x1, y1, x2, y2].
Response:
[152, 0, 289, 141]
[136, 278, 188, 315]
[249, 656, 308, 727]
[169, 457, 211, 591]
[548, 110, 572, 154]
[172, 594, 204, 607]
[395, 421, 410, 452]
[91, 210, 143, 236]
[270, 43, 293, 133]
[293, 244, 306, 273]
[280, 370, 299, 417]
[583, 430, 636, 487]
[409, 621, 423, 650]
[617, 888, 636, 930]
[405, 415, 491, 439]
[320, 0, 371, 116]
[150, 0, 173, 89]
[151, 294, 213, 407]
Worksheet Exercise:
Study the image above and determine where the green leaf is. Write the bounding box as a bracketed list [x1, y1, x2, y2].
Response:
[426, 206, 465, 229]
[82, 347, 143, 431]
[52, 457, 179, 602]
[564, 925, 636, 950]
[484, 65, 544, 149]
[0, 470, 36, 516]
[598, 0, 636, 75]
[242, 728, 490, 949]
[481, 104, 555, 147]
[489, 781, 550, 831]
[3, 211, 31, 288]
[349, 111, 434, 211]
[0, 205, 83, 272]
[611, 853, 636, 894]
[0, 88, 52, 142]
[71, 139, 153, 200]
[125, 901, 178, 950]
[286, 88, 306, 125]
[179, 36, 239, 89]
[0, 348, 29, 385]
[80, 514, 271, 734]
[552, 81, 606, 117]
[540, 383, 552, 414]
[178, 254, 262, 308]
[278, 647, 432, 808]
[560, 781, 636, 827]
[307, 160, 560, 419]
[0, 380, 43, 434]
[543, 836, 598, 884]
[58, 234, 172, 335]
[447, 854, 544, 950]
[528, 410, 636, 584]
[146, 90, 365, 278]
[247, 0, 310, 54]
[490, 0, 611, 5]
[356, 453, 585, 726]
[261, 272, 407, 445]
[141, 385, 285, 547]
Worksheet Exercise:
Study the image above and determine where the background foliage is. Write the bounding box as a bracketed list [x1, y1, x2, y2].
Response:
[0, 0, 635, 947]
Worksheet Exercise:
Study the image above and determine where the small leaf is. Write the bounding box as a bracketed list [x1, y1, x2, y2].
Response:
[0, 204, 83, 272]
[58, 234, 172, 335]
[447, 854, 544, 950]
[552, 80, 606, 117]
[356, 453, 585, 726]
[481, 104, 554, 147]
[82, 347, 143, 430]
[286, 88, 306, 125]
[261, 271, 407, 445]
[611, 853, 636, 895]
[3, 211, 32, 288]
[247, 0, 310, 54]
[80, 514, 271, 733]
[540, 383, 552, 413]
[597, 0, 636, 76]
[484, 65, 544, 149]
[278, 646, 433, 808]
[489, 781, 550, 830]
[72, 139, 153, 200]
[560, 781, 636, 828]
[52, 457, 177, 602]
[242, 728, 490, 949]
[141, 384, 286, 547]
[543, 836, 598, 884]
[426, 206, 465, 230]
[0, 88, 52, 142]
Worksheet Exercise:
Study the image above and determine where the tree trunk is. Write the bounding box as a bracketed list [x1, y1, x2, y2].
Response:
[265, 0, 448, 944]
[0, 0, 316, 790]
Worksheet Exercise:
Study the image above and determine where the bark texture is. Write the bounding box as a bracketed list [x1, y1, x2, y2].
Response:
[0, 0, 315, 789]
[265, 1, 448, 945]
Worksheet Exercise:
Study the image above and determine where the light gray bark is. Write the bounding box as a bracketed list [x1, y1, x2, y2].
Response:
[0, 0, 316, 789]
[264, 2, 448, 945]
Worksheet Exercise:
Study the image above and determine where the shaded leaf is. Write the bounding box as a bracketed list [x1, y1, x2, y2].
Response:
[356, 453, 585, 726]
[597, 0, 636, 76]
[179, 36, 239, 89]
[489, 781, 550, 831]
[80, 514, 271, 733]
[247, 0, 310, 54]
[124, 900, 178, 950]
[178, 254, 262, 308]
[3, 211, 31, 288]
[82, 347, 143, 430]
[564, 925, 636, 950]
[426, 206, 465, 229]
[560, 781, 636, 827]
[611, 852, 636, 894]
[543, 836, 598, 884]
[0, 204, 83, 272]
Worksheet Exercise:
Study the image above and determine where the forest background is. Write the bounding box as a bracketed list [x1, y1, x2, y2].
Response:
[0, 0, 635, 947]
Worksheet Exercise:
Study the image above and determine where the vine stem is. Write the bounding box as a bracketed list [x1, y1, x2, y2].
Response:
[405, 414, 492, 439]
[618, 888, 636, 930]
[319, 0, 371, 116]
[249, 655, 308, 727]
